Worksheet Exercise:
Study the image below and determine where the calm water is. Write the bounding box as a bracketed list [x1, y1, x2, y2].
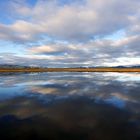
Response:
[0, 72, 140, 140]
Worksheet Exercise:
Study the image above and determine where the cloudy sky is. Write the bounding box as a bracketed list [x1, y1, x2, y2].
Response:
[0, 0, 140, 67]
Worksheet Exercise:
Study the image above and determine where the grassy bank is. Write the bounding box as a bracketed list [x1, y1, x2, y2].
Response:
[0, 68, 140, 72]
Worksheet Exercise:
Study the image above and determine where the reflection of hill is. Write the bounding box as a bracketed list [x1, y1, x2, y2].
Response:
[0, 97, 139, 140]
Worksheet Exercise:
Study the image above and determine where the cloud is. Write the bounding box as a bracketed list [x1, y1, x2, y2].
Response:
[0, 0, 140, 67]
[26, 34, 140, 67]
[0, 0, 140, 42]
[1, 32, 140, 67]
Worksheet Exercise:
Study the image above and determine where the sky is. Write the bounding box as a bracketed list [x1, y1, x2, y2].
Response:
[0, 0, 140, 67]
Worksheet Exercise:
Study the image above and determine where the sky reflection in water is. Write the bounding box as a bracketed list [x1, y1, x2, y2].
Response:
[0, 72, 140, 140]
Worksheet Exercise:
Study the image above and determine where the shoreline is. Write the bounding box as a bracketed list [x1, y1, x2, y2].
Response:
[0, 68, 140, 72]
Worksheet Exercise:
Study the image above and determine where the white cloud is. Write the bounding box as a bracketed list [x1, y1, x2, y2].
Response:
[0, 0, 140, 66]
[0, 0, 140, 42]
[24, 33, 140, 67]
[29, 45, 58, 54]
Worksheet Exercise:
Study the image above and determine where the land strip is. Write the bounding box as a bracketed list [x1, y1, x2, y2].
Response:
[0, 68, 140, 72]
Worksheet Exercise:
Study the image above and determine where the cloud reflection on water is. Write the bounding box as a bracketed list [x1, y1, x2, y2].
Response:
[0, 72, 140, 140]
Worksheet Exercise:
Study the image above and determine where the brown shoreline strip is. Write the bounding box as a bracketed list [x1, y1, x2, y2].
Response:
[0, 68, 140, 72]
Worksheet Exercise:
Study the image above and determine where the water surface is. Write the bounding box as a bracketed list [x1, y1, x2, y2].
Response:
[0, 72, 140, 140]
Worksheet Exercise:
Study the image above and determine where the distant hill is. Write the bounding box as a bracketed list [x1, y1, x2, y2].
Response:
[0, 64, 140, 69]
[114, 65, 140, 68]
[130, 65, 140, 68]
[77, 65, 140, 68]
[0, 64, 39, 69]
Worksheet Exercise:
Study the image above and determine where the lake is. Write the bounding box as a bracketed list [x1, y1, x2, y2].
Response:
[0, 72, 140, 140]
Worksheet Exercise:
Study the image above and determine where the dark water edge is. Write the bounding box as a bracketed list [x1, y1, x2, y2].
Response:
[0, 72, 140, 140]
[0, 96, 139, 140]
